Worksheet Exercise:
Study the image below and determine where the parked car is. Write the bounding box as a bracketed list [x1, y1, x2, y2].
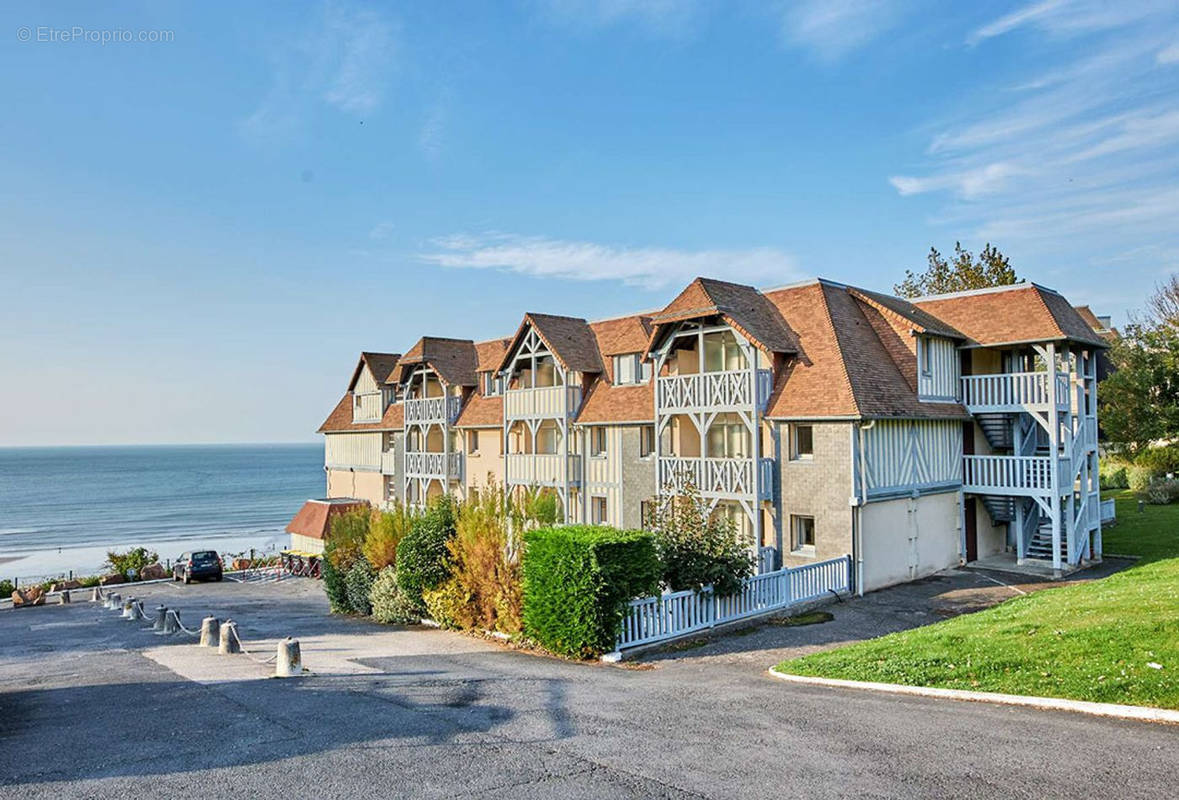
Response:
[173, 550, 223, 584]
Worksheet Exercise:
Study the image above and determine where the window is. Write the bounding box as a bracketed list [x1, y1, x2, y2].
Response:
[467, 430, 479, 454]
[536, 422, 559, 455]
[791, 515, 816, 553]
[613, 354, 650, 385]
[702, 330, 747, 373]
[792, 425, 814, 460]
[706, 413, 750, 458]
[920, 337, 932, 376]
[589, 427, 607, 457]
[591, 496, 608, 524]
[639, 425, 655, 458]
[481, 372, 502, 396]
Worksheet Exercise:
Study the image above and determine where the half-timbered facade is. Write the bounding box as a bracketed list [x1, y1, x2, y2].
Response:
[311, 276, 1110, 592]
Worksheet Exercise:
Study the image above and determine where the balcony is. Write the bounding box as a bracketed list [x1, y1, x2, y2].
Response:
[960, 372, 1070, 413]
[403, 396, 462, 426]
[504, 385, 582, 420]
[352, 392, 383, 423]
[404, 450, 464, 480]
[656, 369, 772, 414]
[659, 456, 755, 498]
[963, 454, 1070, 497]
[506, 453, 582, 487]
[380, 450, 398, 476]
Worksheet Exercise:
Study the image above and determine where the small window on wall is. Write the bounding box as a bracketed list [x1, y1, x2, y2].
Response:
[791, 515, 816, 553]
[590, 427, 607, 457]
[467, 430, 479, 454]
[792, 425, 814, 460]
[613, 354, 650, 385]
[639, 425, 655, 458]
[920, 337, 932, 376]
[591, 496, 608, 524]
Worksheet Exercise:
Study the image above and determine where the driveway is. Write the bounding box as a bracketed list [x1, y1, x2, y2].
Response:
[1, 569, 1173, 800]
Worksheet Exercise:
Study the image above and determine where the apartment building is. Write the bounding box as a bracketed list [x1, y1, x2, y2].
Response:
[313, 276, 1108, 591]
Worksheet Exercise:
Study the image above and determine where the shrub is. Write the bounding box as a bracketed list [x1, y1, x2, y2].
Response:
[522, 525, 660, 658]
[370, 567, 420, 624]
[321, 556, 352, 614]
[1137, 445, 1179, 477]
[447, 485, 523, 633]
[77, 574, 101, 588]
[645, 486, 755, 597]
[344, 558, 376, 615]
[423, 577, 470, 629]
[324, 507, 370, 572]
[1145, 478, 1179, 505]
[364, 503, 415, 570]
[1128, 463, 1156, 494]
[104, 547, 159, 579]
[518, 486, 563, 526]
[0, 579, 13, 598]
[395, 495, 457, 612]
[1099, 460, 1129, 490]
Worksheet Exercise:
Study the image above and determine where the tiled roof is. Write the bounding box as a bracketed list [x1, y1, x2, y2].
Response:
[1073, 305, 1118, 341]
[915, 284, 1108, 349]
[762, 281, 968, 420]
[575, 314, 657, 424]
[317, 394, 402, 433]
[847, 288, 964, 339]
[349, 352, 401, 390]
[286, 498, 369, 541]
[394, 337, 479, 386]
[647, 277, 799, 358]
[454, 394, 503, 428]
[475, 337, 511, 372]
[498, 313, 604, 374]
[592, 313, 653, 356]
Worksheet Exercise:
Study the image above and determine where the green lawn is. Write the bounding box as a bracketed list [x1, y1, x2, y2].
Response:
[774, 494, 1179, 709]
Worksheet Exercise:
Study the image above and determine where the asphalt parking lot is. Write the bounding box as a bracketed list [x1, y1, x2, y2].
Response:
[1, 573, 1176, 799]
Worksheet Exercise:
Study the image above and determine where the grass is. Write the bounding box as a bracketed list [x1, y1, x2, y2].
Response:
[775, 493, 1179, 709]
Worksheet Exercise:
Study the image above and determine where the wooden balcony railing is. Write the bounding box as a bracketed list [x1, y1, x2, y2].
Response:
[379, 450, 398, 476]
[504, 385, 582, 419]
[505, 453, 582, 487]
[962, 454, 1059, 495]
[659, 456, 755, 498]
[403, 396, 462, 426]
[656, 369, 772, 413]
[404, 450, 463, 480]
[960, 372, 1070, 411]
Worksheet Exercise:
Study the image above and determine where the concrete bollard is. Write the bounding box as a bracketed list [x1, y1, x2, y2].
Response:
[162, 609, 180, 634]
[275, 637, 302, 678]
[122, 597, 137, 619]
[219, 620, 241, 654]
[199, 616, 220, 648]
[152, 605, 168, 631]
[109, 593, 123, 611]
[128, 600, 144, 621]
[90, 587, 102, 603]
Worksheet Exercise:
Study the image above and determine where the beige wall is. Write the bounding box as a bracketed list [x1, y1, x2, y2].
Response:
[860, 491, 961, 592]
[463, 427, 506, 493]
[326, 468, 384, 505]
[778, 422, 854, 567]
[289, 533, 325, 555]
[325, 432, 382, 469]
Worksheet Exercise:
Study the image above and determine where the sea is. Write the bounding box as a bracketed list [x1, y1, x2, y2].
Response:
[0, 443, 323, 582]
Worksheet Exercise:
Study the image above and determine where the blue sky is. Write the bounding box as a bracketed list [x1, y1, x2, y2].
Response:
[2, 0, 1178, 445]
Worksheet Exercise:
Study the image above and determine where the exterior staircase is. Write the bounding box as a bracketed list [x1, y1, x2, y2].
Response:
[979, 494, 1017, 524]
[1024, 520, 1066, 561]
[975, 413, 1013, 450]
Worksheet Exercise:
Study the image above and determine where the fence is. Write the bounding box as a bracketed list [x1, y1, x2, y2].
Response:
[615, 555, 851, 651]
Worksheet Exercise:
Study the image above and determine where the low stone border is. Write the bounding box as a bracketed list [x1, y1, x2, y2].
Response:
[767, 668, 1179, 725]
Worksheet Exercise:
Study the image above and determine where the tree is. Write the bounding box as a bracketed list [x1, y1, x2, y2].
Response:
[644, 484, 754, 597]
[894, 242, 1020, 298]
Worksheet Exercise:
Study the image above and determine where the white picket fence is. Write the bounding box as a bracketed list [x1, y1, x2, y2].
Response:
[615, 555, 851, 651]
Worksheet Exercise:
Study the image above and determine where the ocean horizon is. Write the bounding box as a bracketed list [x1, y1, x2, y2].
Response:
[0, 442, 323, 581]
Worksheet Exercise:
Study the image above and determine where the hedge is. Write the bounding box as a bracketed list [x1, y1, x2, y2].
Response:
[521, 525, 660, 658]
[395, 496, 456, 613]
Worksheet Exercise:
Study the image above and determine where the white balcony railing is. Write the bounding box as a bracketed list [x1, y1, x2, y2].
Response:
[960, 372, 1070, 411]
[963, 455, 1061, 495]
[380, 450, 398, 475]
[351, 392, 383, 423]
[656, 369, 772, 413]
[506, 453, 582, 487]
[757, 457, 775, 501]
[504, 385, 582, 419]
[403, 396, 462, 426]
[404, 450, 463, 480]
[659, 456, 755, 497]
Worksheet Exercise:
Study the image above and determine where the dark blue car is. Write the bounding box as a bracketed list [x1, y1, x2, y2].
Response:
[173, 550, 223, 584]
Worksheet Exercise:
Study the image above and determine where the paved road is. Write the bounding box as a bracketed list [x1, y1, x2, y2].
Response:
[1, 576, 1175, 799]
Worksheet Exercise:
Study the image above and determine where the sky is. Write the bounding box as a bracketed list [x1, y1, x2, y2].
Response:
[2, 0, 1178, 446]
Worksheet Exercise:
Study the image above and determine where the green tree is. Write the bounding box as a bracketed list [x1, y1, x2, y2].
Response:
[894, 242, 1019, 298]
[644, 484, 754, 597]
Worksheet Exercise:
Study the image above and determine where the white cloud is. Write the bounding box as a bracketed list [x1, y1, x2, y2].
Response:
[890, 162, 1024, 198]
[967, 0, 1066, 45]
[368, 221, 395, 240]
[778, 0, 907, 61]
[241, 4, 395, 142]
[967, 0, 1166, 45]
[1158, 42, 1179, 63]
[420, 233, 803, 290]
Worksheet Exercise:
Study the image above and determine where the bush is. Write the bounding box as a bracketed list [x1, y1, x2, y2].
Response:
[1137, 445, 1179, 477]
[77, 574, 101, 588]
[0, 579, 13, 598]
[322, 556, 352, 614]
[447, 486, 522, 633]
[1145, 478, 1179, 505]
[645, 486, 755, 597]
[395, 496, 457, 613]
[423, 577, 470, 629]
[369, 567, 420, 624]
[1099, 460, 1129, 490]
[1128, 463, 1156, 494]
[324, 507, 370, 572]
[344, 558, 376, 615]
[364, 503, 415, 570]
[522, 525, 660, 658]
[104, 547, 159, 579]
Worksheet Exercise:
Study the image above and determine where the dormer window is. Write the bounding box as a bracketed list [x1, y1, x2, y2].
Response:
[482, 371, 503, 396]
[613, 353, 650, 385]
[920, 337, 932, 376]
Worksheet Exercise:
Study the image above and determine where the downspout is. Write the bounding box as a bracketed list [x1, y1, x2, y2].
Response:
[853, 419, 876, 596]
